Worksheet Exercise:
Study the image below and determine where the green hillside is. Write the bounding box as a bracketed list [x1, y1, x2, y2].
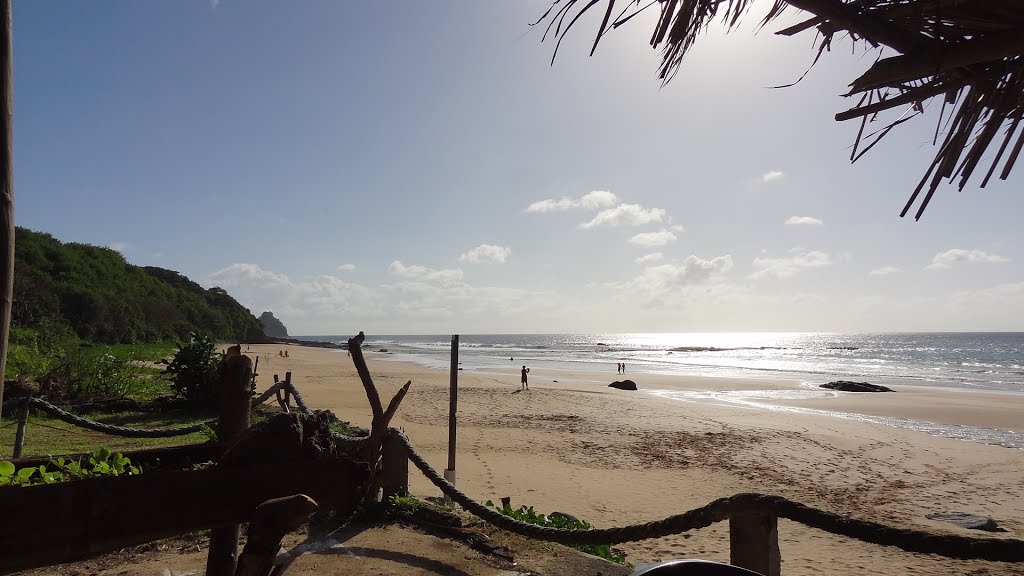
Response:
[12, 227, 266, 344]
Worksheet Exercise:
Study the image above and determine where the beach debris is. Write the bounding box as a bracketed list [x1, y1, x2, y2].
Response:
[550, 511, 580, 524]
[608, 380, 637, 391]
[926, 512, 1007, 532]
[820, 380, 893, 393]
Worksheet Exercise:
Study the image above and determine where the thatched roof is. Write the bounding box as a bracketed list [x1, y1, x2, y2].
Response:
[535, 0, 1024, 219]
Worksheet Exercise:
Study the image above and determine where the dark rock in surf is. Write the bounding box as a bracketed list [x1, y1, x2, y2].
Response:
[609, 380, 637, 391]
[820, 380, 892, 392]
[378, 348, 388, 353]
[926, 512, 1006, 532]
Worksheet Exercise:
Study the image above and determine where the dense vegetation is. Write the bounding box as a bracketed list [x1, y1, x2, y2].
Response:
[12, 227, 266, 344]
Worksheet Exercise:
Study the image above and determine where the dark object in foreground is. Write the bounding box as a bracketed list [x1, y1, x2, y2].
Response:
[609, 380, 637, 391]
[630, 559, 762, 575]
[927, 512, 1007, 533]
[821, 381, 893, 393]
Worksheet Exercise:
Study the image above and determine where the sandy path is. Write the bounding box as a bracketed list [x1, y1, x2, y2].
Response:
[247, 343, 1024, 576]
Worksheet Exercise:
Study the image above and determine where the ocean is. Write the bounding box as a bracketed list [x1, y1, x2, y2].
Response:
[299, 332, 1024, 393]
[296, 332, 1024, 449]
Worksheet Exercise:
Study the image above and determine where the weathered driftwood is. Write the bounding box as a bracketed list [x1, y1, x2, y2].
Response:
[347, 331, 411, 474]
[234, 495, 319, 576]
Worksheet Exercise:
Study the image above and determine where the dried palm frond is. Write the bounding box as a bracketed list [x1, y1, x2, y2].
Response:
[535, 0, 1024, 219]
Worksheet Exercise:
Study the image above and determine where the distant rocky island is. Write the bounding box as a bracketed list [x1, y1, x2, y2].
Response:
[258, 311, 289, 338]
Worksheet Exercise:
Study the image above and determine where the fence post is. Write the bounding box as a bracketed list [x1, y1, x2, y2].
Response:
[205, 352, 253, 576]
[444, 335, 458, 499]
[729, 510, 781, 576]
[12, 396, 29, 458]
[379, 429, 408, 502]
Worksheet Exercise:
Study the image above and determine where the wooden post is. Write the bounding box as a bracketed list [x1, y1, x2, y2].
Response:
[444, 335, 458, 495]
[729, 511, 781, 576]
[12, 395, 28, 458]
[0, 0, 15, 422]
[379, 429, 408, 502]
[206, 354, 253, 576]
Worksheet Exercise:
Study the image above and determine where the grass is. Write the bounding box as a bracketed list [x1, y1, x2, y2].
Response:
[0, 408, 211, 457]
[99, 342, 178, 362]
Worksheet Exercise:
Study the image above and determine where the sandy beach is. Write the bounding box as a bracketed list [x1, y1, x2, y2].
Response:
[246, 343, 1024, 576]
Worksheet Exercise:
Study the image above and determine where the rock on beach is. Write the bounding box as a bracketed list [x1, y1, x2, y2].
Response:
[820, 380, 893, 393]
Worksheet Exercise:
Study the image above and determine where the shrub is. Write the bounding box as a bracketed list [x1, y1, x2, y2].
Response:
[160, 332, 224, 408]
[50, 347, 148, 399]
[484, 500, 630, 566]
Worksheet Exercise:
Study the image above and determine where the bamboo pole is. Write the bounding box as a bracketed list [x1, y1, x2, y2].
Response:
[0, 0, 14, 421]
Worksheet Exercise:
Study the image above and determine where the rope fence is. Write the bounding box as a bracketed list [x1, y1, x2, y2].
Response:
[395, 432, 1024, 563]
[4, 366, 1022, 567]
[1, 377, 308, 442]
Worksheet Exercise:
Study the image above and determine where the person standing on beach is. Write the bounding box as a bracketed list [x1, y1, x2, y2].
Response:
[521, 365, 530, 390]
[622, 363, 626, 374]
[617, 362, 622, 374]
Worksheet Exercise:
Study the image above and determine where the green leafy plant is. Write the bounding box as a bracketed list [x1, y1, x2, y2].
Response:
[159, 332, 225, 408]
[0, 449, 141, 486]
[387, 494, 424, 514]
[52, 347, 148, 399]
[484, 500, 630, 566]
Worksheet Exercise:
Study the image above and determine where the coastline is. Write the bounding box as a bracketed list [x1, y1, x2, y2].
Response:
[248, 342, 1024, 575]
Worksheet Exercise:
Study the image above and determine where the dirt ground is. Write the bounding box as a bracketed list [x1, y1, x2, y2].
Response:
[23, 521, 632, 576]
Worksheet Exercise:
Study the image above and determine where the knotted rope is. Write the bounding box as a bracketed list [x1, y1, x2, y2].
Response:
[396, 433, 1024, 562]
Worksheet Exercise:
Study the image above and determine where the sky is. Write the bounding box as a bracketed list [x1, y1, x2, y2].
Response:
[12, 1, 1024, 335]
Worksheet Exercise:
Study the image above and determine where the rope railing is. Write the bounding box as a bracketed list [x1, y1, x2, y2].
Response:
[395, 432, 1024, 563]
[1, 377, 310, 442]
[1, 397, 213, 438]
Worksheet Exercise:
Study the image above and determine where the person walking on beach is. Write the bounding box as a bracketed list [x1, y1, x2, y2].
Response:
[521, 365, 530, 391]
[616, 362, 622, 374]
[621, 363, 626, 374]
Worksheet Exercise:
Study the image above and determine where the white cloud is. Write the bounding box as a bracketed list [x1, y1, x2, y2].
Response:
[459, 244, 511, 264]
[869, 266, 900, 276]
[579, 204, 666, 229]
[750, 250, 831, 279]
[108, 242, 129, 253]
[525, 197, 577, 213]
[388, 261, 464, 284]
[762, 170, 785, 182]
[579, 190, 618, 210]
[635, 252, 663, 264]
[669, 224, 685, 232]
[926, 249, 1009, 270]
[337, 264, 356, 272]
[207, 261, 561, 333]
[628, 229, 677, 247]
[208, 263, 291, 288]
[525, 190, 618, 213]
[785, 216, 823, 226]
[606, 255, 734, 305]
